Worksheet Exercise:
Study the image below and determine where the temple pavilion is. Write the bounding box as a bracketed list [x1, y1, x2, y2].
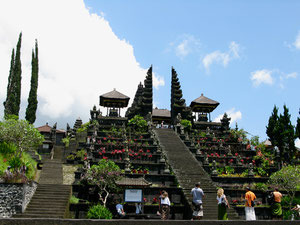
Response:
[100, 88, 130, 117]
[190, 93, 219, 122]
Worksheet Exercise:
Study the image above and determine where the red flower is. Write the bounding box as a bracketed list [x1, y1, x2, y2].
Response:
[241, 159, 244, 162]
[103, 137, 107, 141]
[235, 153, 238, 156]
[99, 152, 102, 155]
[84, 157, 87, 160]
[122, 149, 125, 152]
[103, 156, 108, 160]
[146, 149, 150, 153]
[148, 154, 152, 158]
[139, 149, 143, 153]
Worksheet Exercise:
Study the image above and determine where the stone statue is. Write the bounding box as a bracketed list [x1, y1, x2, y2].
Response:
[248, 163, 254, 177]
[227, 145, 232, 156]
[206, 126, 211, 136]
[176, 113, 182, 125]
[211, 160, 218, 176]
[203, 154, 209, 165]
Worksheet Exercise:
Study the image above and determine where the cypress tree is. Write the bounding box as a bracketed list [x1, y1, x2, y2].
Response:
[296, 109, 300, 139]
[4, 32, 22, 118]
[14, 32, 22, 117]
[25, 40, 39, 124]
[266, 105, 279, 145]
[3, 49, 15, 117]
[274, 105, 296, 165]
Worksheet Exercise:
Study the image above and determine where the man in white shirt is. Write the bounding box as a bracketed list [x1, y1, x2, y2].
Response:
[191, 182, 205, 220]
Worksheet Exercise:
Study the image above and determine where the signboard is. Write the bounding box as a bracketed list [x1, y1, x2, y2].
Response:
[124, 189, 142, 203]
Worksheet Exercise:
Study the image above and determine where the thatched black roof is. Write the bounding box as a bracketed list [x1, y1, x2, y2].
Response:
[190, 93, 219, 113]
[116, 177, 152, 187]
[100, 89, 130, 108]
[152, 108, 171, 118]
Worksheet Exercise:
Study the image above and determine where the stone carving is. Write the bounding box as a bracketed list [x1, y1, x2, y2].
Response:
[211, 160, 218, 176]
[248, 163, 254, 177]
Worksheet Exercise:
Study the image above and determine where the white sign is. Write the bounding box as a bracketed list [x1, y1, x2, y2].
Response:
[124, 189, 142, 203]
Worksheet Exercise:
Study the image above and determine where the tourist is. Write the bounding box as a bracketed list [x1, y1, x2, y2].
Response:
[216, 188, 230, 220]
[291, 204, 300, 220]
[135, 202, 142, 214]
[244, 187, 256, 220]
[271, 188, 282, 220]
[191, 182, 205, 220]
[116, 201, 126, 218]
[159, 190, 171, 220]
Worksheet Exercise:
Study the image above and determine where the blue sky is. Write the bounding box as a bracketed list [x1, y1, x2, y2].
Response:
[84, 0, 300, 141]
[0, 0, 299, 145]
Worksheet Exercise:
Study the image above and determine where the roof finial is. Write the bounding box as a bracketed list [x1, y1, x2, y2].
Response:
[113, 88, 116, 91]
[201, 93, 203, 96]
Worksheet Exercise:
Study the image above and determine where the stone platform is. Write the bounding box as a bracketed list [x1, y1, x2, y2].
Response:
[0, 219, 299, 225]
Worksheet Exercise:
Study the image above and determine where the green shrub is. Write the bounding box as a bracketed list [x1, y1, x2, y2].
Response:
[0, 142, 16, 156]
[253, 182, 268, 191]
[128, 115, 147, 132]
[76, 149, 87, 160]
[87, 204, 112, 219]
[69, 195, 80, 204]
[22, 152, 37, 180]
[62, 137, 70, 147]
[180, 119, 192, 130]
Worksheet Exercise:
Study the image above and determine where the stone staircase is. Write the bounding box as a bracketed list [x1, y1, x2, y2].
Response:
[154, 128, 240, 220]
[14, 146, 71, 218]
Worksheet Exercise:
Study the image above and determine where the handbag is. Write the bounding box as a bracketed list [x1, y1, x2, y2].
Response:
[221, 196, 228, 207]
[251, 200, 256, 207]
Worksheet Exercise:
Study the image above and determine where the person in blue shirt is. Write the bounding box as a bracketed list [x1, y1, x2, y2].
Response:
[191, 182, 205, 220]
[116, 201, 126, 218]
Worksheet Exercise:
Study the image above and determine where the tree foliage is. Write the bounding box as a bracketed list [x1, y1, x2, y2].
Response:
[128, 115, 147, 132]
[81, 159, 122, 206]
[296, 109, 300, 139]
[25, 40, 39, 124]
[269, 165, 300, 209]
[4, 33, 23, 118]
[266, 105, 296, 165]
[0, 117, 44, 158]
[266, 105, 279, 145]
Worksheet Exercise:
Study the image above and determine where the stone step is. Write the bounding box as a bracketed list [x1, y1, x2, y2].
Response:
[25, 208, 66, 214]
[154, 128, 240, 220]
[14, 213, 64, 218]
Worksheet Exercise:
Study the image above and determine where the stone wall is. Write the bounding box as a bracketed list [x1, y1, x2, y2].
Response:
[0, 219, 298, 225]
[0, 182, 37, 218]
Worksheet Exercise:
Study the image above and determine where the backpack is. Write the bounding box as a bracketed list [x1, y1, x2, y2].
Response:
[267, 192, 274, 205]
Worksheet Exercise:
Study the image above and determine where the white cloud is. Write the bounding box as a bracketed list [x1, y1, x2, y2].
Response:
[294, 31, 300, 49]
[202, 41, 240, 72]
[213, 108, 242, 126]
[153, 73, 165, 90]
[0, 0, 157, 125]
[296, 138, 300, 148]
[250, 69, 274, 87]
[285, 72, 298, 79]
[169, 34, 200, 59]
